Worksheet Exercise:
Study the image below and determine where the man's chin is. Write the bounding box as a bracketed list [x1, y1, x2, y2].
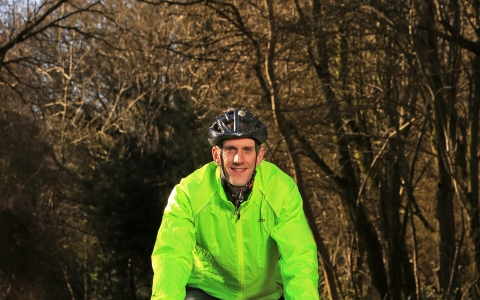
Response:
[229, 179, 249, 187]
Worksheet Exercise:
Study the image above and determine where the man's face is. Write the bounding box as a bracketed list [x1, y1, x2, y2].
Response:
[212, 138, 265, 187]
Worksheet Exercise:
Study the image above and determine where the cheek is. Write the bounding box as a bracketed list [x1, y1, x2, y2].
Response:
[222, 155, 231, 166]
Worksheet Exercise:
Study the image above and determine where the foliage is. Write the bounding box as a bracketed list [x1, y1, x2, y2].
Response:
[0, 111, 83, 299]
[80, 103, 211, 299]
[1, 0, 480, 299]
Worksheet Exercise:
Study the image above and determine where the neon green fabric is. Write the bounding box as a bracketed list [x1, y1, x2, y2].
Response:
[151, 161, 319, 300]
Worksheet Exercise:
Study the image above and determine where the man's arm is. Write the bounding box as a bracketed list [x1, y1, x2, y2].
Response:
[151, 185, 195, 300]
[271, 182, 320, 300]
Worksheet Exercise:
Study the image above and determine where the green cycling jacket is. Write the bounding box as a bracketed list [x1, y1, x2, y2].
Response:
[151, 161, 319, 300]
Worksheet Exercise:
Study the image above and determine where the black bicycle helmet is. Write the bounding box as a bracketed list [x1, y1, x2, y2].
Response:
[208, 108, 268, 146]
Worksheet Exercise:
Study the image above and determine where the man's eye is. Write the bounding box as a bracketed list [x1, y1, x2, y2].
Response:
[225, 147, 236, 152]
[244, 148, 253, 153]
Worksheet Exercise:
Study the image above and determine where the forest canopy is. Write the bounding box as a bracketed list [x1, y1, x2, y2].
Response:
[1, 0, 480, 299]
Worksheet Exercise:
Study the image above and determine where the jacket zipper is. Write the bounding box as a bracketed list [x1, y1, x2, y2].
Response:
[233, 188, 245, 220]
[234, 199, 243, 220]
[237, 212, 244, 299]
[233, 188, 245, 298]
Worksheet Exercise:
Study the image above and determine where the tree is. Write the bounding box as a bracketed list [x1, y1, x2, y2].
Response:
[0, 111, 84, 299]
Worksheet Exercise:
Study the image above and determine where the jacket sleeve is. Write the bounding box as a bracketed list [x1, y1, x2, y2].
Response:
[151, 183, 195, 300]
[271, 181, 320, 300]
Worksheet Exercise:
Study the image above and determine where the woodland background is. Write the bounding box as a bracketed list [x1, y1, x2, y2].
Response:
[1, 0, 480, 299]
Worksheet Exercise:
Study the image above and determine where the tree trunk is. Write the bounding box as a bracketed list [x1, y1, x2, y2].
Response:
[261, 2, 340, 298]
[417, 0, 458, 295]
[467, 54, 480, 298]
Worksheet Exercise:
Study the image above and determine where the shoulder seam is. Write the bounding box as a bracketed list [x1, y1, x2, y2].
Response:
[194, 191, 217, 222]
[259, 190, 279, 219]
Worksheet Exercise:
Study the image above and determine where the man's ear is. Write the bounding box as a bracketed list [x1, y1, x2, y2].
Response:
[212, 146, 221, 166]
[256, 147, 265, 166]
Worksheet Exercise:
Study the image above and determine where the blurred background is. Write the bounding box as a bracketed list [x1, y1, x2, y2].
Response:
[1, 0, 479, 299]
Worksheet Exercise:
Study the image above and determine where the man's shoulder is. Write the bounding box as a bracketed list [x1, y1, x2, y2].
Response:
[256, 161, 301, 211]
[257, 161, 295, 185]
[185, 161, 218, 182]
[178, 162, 218, 193]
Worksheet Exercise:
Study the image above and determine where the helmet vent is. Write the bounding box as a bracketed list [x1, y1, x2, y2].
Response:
[207, 108, 268, 146]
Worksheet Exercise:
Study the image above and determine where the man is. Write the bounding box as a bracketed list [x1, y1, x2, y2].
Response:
[151, 108, 319, 300]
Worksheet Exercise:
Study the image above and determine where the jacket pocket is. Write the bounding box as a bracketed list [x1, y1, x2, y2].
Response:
[189, 245, 225, 285]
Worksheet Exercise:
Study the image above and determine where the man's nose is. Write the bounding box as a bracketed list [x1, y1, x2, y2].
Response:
[233, 152, 243, 164]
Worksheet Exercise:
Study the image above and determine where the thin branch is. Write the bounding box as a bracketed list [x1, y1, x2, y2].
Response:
[357, 118, 415, 200]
